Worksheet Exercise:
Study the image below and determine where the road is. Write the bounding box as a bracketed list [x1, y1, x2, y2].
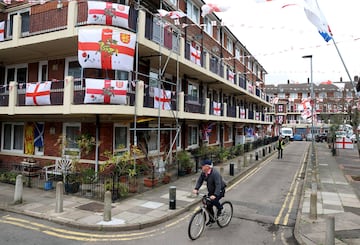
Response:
[0, 141, 310, 245]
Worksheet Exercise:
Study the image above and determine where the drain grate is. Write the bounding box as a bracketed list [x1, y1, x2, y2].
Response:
[76, 202, 109, 212]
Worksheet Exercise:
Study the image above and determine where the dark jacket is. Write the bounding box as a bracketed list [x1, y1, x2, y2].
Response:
[194, 168, 226, 198]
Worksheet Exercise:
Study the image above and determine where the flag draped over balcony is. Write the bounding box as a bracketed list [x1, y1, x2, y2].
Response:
[78, 28, 136, 71]
[0, 21, 4, 41]
[190, 46, 201, 66]
[213, 101, 221, 116]
[25, 82, 51, 105]
[87, 1, 130, 29]
[84, 78, 128, 104]
[153, 87, 171, 110]
[201, 122, 216, 141]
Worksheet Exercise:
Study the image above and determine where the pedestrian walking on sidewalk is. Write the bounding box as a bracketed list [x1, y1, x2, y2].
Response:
[193, 159, 227, 226]
[277, 136, 285, 159]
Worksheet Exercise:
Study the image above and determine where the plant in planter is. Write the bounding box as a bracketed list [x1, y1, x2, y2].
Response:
[80, 167, 96, 196]
[64, 172, 80, 194]
[127, 167, 138, 193]
[177, 150, 194, 175]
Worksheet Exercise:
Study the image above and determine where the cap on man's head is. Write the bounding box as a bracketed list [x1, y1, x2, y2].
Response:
[201, 159, 212, 166]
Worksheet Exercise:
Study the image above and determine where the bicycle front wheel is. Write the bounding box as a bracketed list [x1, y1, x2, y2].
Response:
[188, 209, 206, 240]
[217, 201, 233, 228]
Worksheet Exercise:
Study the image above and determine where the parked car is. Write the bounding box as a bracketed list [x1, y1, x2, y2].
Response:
[306, 133, 317, 141]
[350, 134, 358, 143]
[316, 133, 328, 142]
[293, 134, 303, 141]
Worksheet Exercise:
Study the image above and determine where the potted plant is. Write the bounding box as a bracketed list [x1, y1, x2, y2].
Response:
[177, 150, 194, 175]
[64, 172, 80, 194]
[127, 167, 138, 193]
[80, 167, 96, 196]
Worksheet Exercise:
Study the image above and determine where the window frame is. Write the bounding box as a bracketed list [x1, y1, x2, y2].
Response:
[62, 122, 81, 158]
[186, 1, 200, 25]
[187, 81, 199, 103]
[1, 122, 24, 153]
[113, 123, 129, 154]
[5, 64, 28, 86]
[187, 124, 199, 149]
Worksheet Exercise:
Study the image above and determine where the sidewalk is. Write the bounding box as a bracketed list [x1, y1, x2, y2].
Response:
[0, 142, 359, 244]
[295, 143, 360, 245]
[0, 145, 268, 231]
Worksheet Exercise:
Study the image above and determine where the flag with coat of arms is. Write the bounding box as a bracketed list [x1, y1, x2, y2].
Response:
[25, 82, 51, 105]
[78, 28, 136, 71]
[84, 78, 128, 104]
[87, 1, 130, 29]
[153, 87, 171, 110]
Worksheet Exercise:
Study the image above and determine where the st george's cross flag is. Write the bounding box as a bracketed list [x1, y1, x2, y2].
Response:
[25, 82, 51, 105]
[87, 1, 130, 29]
[78, 28, 136, 71]
[213, 101, 221, 116]
[84, 78, 128, 104]
[0, 21, 4, 41]
[157, 9, 186, 19]
[190, 46, 201, 66]
[201, 3, 229, 17]
[153, 87, 171, 110]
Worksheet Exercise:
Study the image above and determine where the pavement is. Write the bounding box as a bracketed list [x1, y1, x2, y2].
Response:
[0, 141, 359, 244]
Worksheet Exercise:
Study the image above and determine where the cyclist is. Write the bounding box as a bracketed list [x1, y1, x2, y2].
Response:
[193, 159, 227, 226]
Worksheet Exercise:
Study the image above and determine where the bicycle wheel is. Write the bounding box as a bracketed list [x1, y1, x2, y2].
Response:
[217, 201, 233, 228]
[188, 209, 206, 240]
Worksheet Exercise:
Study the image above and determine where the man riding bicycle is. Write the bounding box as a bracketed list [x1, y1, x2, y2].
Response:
[193, 159, 227, 226]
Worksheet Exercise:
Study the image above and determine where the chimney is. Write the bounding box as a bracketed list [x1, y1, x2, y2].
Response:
[287, 80, 290, 84]
[340, 77, 342, 82]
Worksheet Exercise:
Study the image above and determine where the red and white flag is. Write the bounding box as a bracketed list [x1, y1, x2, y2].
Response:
[87, 1, 129, 29]
[25, 82, 51, 105]
[228, 70, 234, 83]
[272, 97, 279, 104]
[240, 108, 246, 119]
[201, 3, 229, 17]
[157, 9, 186, 19]
[190, 46, 201, 66]
[213, 101, 221, 116]
[0, 21, 4, 41]
[153, 87, 171, 110]
[78, 28, 136, 71]
[84, 79, 127, 104]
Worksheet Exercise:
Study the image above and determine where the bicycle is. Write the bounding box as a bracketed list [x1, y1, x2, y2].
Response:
[188, 194, 233, 240]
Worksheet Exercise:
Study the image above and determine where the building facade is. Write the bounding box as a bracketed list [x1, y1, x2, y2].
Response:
[0, 0, 271, 174]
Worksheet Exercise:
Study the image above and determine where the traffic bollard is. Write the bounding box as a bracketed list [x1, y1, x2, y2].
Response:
[255, 152, 259, 161]
[325, 216, 335, 245]
[229, 163, 234, 176]
[169, 186, 176, 210]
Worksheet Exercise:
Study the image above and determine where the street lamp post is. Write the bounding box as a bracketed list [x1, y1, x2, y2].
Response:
[302, 55, 314, 146]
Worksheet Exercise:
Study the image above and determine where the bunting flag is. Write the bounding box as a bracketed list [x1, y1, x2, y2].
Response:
[190, 46, 201, 66]
[84, 78, 128, 104]
[87, 1, 129, 29]
[303, 0, 332, 42]
[25, 81, 51, 105]
[213, 101, 221, 116]
[2, 0, 48, 4]
[0, 21, 4, 41]
[24, 123, 35, 155]
[78, 28, 136, 71]
[271, 97, 279, 104]
[201, 3, 230, 17]
[153, 87, 171, 110]
[157, 9, 186, 19]
[34, 122, 44, 147]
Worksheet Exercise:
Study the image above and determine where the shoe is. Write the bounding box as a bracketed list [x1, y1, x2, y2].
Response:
[206, 219, 215, 226]
[217, 208, 223, 217]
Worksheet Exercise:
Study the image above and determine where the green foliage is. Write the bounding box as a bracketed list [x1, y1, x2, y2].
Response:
[177, 150, 193, 170]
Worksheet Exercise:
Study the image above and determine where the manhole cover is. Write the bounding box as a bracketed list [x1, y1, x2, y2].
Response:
[76, 202, 108, 212]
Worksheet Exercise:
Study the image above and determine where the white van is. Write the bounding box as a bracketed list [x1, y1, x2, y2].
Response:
[280, 127, 294, 141]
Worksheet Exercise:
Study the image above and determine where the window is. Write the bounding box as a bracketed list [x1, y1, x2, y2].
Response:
[289, 93, 297, 99]
[167, 0, 177, 6]
[38, 61, 48, 82]
[1, 122, 24, 153]
[6, 64, 27, 85]
[63, 123, 81, 157]
[7, 10, 30, 37]
[65, 57, 81, 80]
[278, 104, 284, 113]
[187, 81, 199, 103]
[147, 128, 159, 153]
[319, 92, 327, 98]
[226, 37, 233, 53]
[235, 48, 241, 61]
[187, 1, 200, 24]
[203, 17, 213, 36]
[114, 124, 128, 154]
[278, 93, 285, 99]
[226, 125, 233, 142]
[187, 125, 198, 148]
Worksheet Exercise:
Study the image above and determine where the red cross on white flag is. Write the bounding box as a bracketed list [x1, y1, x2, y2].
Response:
[190, 46, 201, 66]
[0, 21, 4, 41]
[84, 78, 127, 104]
[78, 28, 136, 71]
[87, 1, 130, 29]
[154, 87, 171, 110]
[25, 82, 51, 105]
[240, 108, 245, 119]
[213, 101, 221, 116]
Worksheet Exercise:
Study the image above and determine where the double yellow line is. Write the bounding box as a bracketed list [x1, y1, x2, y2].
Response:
[274, 153, 307, 226]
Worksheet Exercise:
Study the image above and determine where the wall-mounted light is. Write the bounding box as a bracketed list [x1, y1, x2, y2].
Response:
[49, 127, 55, 135]
[57, 0, 63, 9]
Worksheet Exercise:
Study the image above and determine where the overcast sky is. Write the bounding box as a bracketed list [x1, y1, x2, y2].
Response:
[203, 0, 360, 85]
